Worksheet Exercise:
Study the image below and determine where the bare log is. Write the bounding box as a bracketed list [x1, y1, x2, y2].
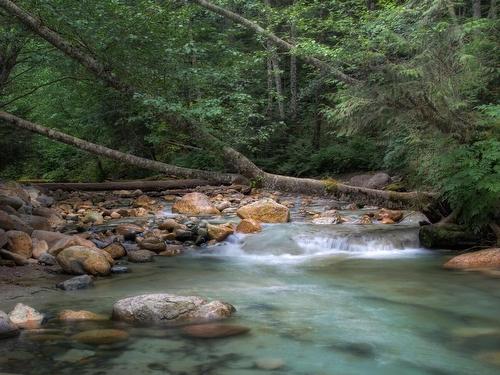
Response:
[0, 111, 241, 184]
[191, 0, 358, 84]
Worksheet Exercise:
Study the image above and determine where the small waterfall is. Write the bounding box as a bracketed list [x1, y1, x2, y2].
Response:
[196, 223, 428, 263]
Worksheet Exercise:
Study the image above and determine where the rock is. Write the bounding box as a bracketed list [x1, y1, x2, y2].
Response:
[56, 275, 94, 290]
[138, 237, 166, 253]
[172, 193, 220, 216]
[127, 249, 155, 263]
[255, 358, 286, 370]
[58, 310, 107, 321]
[115, 223, 144, 241]
[135, 194, 155, 208]
[237, 199, 289, 223]
[0, 181, 31, 204]
[102, 242, 126, 259]
[376, 208, 403, 223]
[38, 253, 57, 266]
[174, 228, 194, 242]
[0, 228, 7, 248]
[71, 329, 129, 345]
[8, 214, 34, 234]
[181, 323, 250, 339]
[5, 230, 32, 258]
[48, 235, 97, 256]
[207, 223, 234, 242]
[158, 244, 183, 257]
[55, 349, 95, 363]
[56, 246, 113, 276]
[356, 215, 372, 225]
[236, 218, 262, 234]
[32, 207, 59, 219]
[476, 351, 500, 366]
[215, 200, 231, 212]
[111, 265, 130, 273]
[32, 239, 49, 259]
[20, 214, 51, 231]
[443, 248, 500, 270]
[31, 230, 68, 248]
[8, 303, 44, 329]
[110, 211, 121, 219]
[0, 311, 19, 339]
[0, 194, 24, 210]
[0, 249, 29, 266]
[419, 224, 482, 250]
[112, 293, 235, 324]
[158, 218, 183, 231]
[82, 211, 104, 225]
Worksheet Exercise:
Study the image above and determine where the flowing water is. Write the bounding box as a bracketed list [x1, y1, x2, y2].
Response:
[1, 221, 500, 375]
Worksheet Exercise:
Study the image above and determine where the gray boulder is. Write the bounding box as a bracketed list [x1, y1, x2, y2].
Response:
[57, 275, 94, 291]
[112, 293, 235, 325]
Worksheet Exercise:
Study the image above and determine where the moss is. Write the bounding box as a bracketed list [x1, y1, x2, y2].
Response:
[323, 178, 338, 193]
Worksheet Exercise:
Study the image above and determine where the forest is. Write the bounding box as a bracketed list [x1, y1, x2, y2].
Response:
[0, 1, 499, 374]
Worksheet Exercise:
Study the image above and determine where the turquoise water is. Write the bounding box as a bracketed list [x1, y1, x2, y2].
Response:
[1, 223, 500, 375]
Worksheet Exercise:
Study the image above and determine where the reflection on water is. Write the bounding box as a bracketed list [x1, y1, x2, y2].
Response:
[1, 223, 500, 375]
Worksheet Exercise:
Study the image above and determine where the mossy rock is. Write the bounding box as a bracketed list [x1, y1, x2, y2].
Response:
[419, 224, 482, 250]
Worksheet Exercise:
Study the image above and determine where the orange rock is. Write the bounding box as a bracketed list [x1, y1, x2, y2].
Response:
[444, 248, 500, 270]
[237, 199, 289, 223]
[207, 223, 234, 242]
[58, 310, 107, 321]
[6, 230, 32, 258]
[172, 193, 220, 216]
[377, 208, 403, 223]
[236, 219, 262, 234]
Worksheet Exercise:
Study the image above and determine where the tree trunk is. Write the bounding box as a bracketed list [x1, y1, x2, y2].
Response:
[190, 0, 358, 85]
[266, 48, 274, 116]
[270, 52, 285, 121]
[289, 21, 298, 122]
[0, 111, 241, 184]
[489, 0, 497, 18]
[366, 0, 376, 11]
[473, 0, 482, 18]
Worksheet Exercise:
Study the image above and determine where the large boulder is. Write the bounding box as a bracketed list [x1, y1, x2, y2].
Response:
[8, 303, 44, 329]
[419, 224, 482, 250]
[56, 246, 113, 276]
[112, 293, 235, 325]
[444, 248, 500, 270]
[172, 193, 220, 216]
[5, 230, 32, 258]
[0, 311, 19, 339]
[237, 199, 289, 223]
[207, 223, 234, 242]
[236, 218, 262, 234]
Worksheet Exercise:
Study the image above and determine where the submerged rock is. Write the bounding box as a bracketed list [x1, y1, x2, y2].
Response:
[255, 358, 286, 370]
[57, 274, 94, 291]
[58, 310, 107, 321]
[127, 249, 155, 263]
[71, 329, 129, 345]
[56, 246, 113, 276]
[112, 293, 235, 324]
[111, 265, 130, 273]
[54, 349, 95, 363]
[0, 311, 19, 339]
[444, 248, 500, 270]
[181, 323, 250, 338]
[237, 199, 290, 223]
[172, 193, 220, 216]
[8, 303, 44, 329]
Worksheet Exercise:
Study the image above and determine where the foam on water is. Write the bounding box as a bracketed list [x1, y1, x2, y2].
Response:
[193, 223, 430, 264]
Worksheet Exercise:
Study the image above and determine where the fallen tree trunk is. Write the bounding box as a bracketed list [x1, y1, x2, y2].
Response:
[32, 179, 217, 192]
[190, 0, 358, 85]
[0, 111, 241, 184]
